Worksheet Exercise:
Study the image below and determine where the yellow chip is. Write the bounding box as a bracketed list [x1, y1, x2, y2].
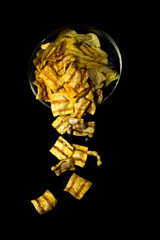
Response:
[73, 121, 95, 138]
[53, 55, 75, 76]
[51, 92, 74, 117]
[73, 96, 90, 119]
[39, 65, 63, 91]
[52, 116, 71, 135]
[50, 136, 74, 161]
[64, 173, 92, 200]
[87, 150, 102, 166]
[72, 144, 88, 167]
[51, 158, 75, 176]
[31, 190, 58, 215]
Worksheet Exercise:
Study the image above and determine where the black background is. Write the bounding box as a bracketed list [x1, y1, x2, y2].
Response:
[3, 1, 145, 237]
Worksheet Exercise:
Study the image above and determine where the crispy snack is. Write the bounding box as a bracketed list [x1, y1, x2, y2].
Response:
[50, 92, 74, 117]
[52, 115, 95, 138]
[31, 190, 58, 215]
[72, 144, 88, 168]
[50, 136, 74, 160]
[52, 116, 71, 135]
[33, 29, 119, 138]
[87, 150, 102, 166]
[64, 173, 92, 200]
[50, 137, 102, 176]
[51, 158, 75, 176]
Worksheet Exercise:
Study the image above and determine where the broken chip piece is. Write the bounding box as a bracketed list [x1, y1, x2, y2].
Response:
[31, 190, 58, 215]
[51, 158, 75, 176]
[72, 144, 88, 168]
[52, 115, 95, 138]
[87, 150, 102, 166]
[72, 121, 95, 138]
[64, 173, 92, 200]
[50, 136, 74, 161]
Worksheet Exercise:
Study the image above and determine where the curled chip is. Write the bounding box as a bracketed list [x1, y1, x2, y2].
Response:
[51, 158, 75, 176]
[87, 150, 102, 166]
[50, 136, 74, 160]
[64, 173, 92, 200]
[31, 190, 58, 215]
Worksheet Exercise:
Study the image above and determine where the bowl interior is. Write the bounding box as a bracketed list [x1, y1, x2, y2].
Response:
[28, 25, 122, 108]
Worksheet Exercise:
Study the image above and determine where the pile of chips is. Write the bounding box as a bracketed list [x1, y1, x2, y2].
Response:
[33, 29, 119, 137]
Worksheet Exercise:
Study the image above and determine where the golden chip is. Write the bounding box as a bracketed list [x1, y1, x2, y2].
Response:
[52, 116, 95, 138]
[50, 136, 74, 161]
[72, 121, 95, 138]
[50, 92, 74, 117]
[73, 96, 90, 119]
[31, 190, 58, 215]
[64, 173, 92, 200]
[72, 144, 88, 168]
[52, 116, 71, 135]
[51, 158, 75, 176]
[87, 150, 102, 166]
[39, 65, 63, 91]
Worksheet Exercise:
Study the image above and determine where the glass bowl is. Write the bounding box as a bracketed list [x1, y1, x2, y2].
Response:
[28, 24, 122, 108]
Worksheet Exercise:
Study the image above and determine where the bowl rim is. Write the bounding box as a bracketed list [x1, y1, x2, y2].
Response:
[28, 24, 122, 108]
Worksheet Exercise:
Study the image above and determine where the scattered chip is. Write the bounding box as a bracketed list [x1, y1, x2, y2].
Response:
[64, 173, 92, 200]
[31, 190, 58, 215]
[72, 144, 88, 168]
[52, 116, 95, 138]
[51, 158, 75, 176]
[87, 150, 102, 166]
[50, 136, 74, 160]
[52, 116, 71, 135]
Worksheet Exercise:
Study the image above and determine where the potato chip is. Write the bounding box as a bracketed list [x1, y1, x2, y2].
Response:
[51, 158, 75, 176]
[72, 144, 88, 168]
[87, 150, 102, 166]
[64, 173, 92, 200]
[50, 136, 74, 161]
[52, 116, 71, 134]
[84, 33, 101, 47]
[50, 91, 74, 117]
[39, 65, 63, 91]
[73, 96, 90, 119]
[52, 116, 95, 138]
[31, 190, 58, 215]
[72, 121, 95, 138]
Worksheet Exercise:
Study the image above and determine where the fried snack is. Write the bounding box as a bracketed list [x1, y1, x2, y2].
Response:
[87, 150, 102, 166]
[52, 115, 71, 135]
[52, 116, 95, 138]
[51, 158, 75, 176]
[50, 91, 74, 117]
[50, 136, 74, 160]
[72, 120, 95, 138]
[72, 144, 88, 168]
[50, 137, 102, 176]
[64, 173, 92, 200]
[31, 190, 58, 215]
[33, 29, 119, 125]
